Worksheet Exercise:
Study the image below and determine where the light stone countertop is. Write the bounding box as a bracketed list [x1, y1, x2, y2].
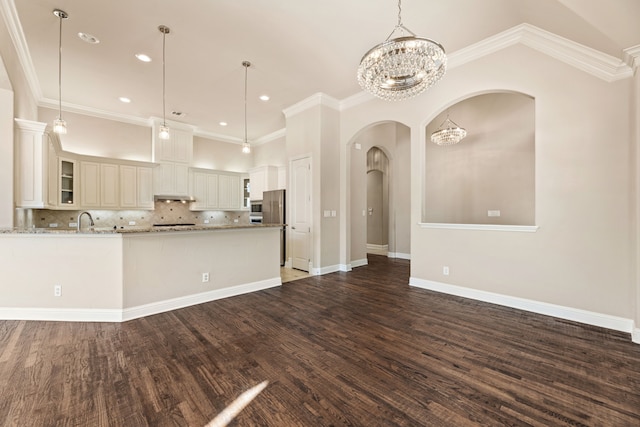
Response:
[0, 223, 284, 235]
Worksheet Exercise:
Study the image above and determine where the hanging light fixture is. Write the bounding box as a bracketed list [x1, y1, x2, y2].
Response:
[357, 0, 446, 101]
[52, 9, 68, 134]
[158, 25, 170, 140]
[431, 111, 467, 146]
[241, 61, 251, 154]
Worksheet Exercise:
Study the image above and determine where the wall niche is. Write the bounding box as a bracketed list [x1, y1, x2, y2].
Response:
[424, 92, 535, 225]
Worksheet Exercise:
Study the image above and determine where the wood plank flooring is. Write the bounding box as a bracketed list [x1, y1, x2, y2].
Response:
[1, 255, 639, 426]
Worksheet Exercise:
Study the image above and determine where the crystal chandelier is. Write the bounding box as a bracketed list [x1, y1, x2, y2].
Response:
[53, 9, 68, 134]
[431, 112, 467, 146]
[241, 61, 251, 154]
[357, 0, 446, 101]
[158, 25, 170, 140]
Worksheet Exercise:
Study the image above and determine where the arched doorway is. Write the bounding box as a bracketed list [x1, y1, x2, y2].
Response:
[366, 147, 389, 255]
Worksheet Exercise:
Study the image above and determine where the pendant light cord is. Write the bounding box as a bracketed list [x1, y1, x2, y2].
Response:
[162, 29, 166, 127]
[244, 64, 248, 143]
[57, 12, 63, 120]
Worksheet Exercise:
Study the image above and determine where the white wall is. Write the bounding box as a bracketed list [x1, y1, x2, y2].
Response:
[341, 44, 635, 324]
[193, 135, 253, 172]
[253, 136, 286, 167]
[0, 58, 13, 228]
[38, 107, 151, 161]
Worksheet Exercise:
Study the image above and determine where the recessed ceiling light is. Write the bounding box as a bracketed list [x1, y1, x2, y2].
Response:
[119, 97, 131, 103]
[219, 121, 227, 126]
[135, 53, 152, 62]
[78, 32, 99, 44]
[259, 95, 270, 101]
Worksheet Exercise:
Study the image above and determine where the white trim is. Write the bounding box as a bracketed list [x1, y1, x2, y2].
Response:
[122, 277, 281, 321]
[0, 277, 281, 323]
[0, 307, 123, 322]
[388, 252, 411, 260]
[449, 23, 632, 83]
[339, 263, 352, 272]
[633, 327, 640, 344]
[282, 92, 341, 118]
[419, 223, 539, 232]
[623, 44, 640, 71]
[409, 277, 635, 337]
[311, 264, 341, 276]
[351, 258, 369, 268]
[0, 0, 41, 100]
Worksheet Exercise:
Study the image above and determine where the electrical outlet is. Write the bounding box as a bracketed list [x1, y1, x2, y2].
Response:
[204, 219, 210, 224]
[129, 221, 136, 225]
[54, 285, 61, 297]
[202, 272, 209, 283]
[443, 266, 449, 276]
[69, 222, 78, 227]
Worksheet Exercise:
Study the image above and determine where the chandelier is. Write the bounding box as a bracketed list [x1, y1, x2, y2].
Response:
[241, 61, 251, 154]
[53, 9, 68, 134]
[431, 112, 467, 146]
[158, 25, 170, 140]
[357, 0, 446, 101]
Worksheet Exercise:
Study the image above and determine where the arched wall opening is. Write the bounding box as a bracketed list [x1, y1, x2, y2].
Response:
[423, 92, 535, 226]
[348, 121, 411, 267]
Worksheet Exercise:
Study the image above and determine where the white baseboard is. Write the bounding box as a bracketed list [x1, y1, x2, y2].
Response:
[633, 327, 640, 344]
[409, 277, 635, 337]
[0, 307, 123, 322]
[0, 277, 281, 323]
[311, 264, 341, 276]
[388, 252, 411, 260]
[351, 258, 369, 268]
[339, 264, 352, 272]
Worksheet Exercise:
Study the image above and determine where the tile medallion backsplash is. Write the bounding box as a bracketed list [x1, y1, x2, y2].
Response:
[16, 202, 249, 230]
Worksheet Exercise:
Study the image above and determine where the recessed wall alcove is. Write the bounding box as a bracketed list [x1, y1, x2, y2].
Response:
[423, 92, 535, 226]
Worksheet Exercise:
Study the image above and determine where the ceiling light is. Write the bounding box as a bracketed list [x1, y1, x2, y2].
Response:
[431, 112, 467, 146]
[78, 32, 99, 44]
[135, 53, 151, 63]
[158, 25, 170, 140]
[219, 121, 227, 126]
[259, 95, 270, 101]
[242, 61, 251, 154]
[53, 9, 68, 134]
[357, 0, 446, 101]
[119, 97, 131, 103]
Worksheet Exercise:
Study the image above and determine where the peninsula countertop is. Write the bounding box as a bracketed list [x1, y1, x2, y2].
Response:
[0, 223, 285, 235]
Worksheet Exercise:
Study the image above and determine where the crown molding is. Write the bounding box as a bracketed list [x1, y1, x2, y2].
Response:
[40, 97, 151, 127]
[282, 92, 341, 118]
[623, 44, 640, 71]
[448, 23, 632, 83]
[0, 0, 41, 101]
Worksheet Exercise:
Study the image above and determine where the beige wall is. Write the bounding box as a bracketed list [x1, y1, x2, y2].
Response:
[424, 93, 535, 225]
[253, 136, 286, 167]
[341, 44, 635, 321]
[193, 135, 253, 172]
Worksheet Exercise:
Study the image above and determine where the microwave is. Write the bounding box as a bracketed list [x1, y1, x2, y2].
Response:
[250, 200, 262, 223]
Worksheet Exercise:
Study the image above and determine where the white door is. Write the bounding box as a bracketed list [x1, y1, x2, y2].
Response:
[290, 157, 311, 271]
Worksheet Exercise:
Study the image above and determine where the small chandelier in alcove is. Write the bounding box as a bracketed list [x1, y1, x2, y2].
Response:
[431, 112, 467, 146]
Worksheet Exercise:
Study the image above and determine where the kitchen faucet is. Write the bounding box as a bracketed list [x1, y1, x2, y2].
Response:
[77, 211, 94, 232]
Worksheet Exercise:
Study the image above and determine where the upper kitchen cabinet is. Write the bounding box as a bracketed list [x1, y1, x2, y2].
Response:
[14, 119, 53, 209]
[189, 169, 243, 211]
[249, 165, 279, 201]
[152, 123, 193, 196]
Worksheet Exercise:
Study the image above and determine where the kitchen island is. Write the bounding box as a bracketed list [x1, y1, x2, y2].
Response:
[0, 224, 282, 322]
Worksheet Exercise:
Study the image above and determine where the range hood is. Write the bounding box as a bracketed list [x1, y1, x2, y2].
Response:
[154, 195, 196, 203]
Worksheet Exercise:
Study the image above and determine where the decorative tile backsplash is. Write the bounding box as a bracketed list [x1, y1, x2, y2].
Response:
[16, 202, 249, 230]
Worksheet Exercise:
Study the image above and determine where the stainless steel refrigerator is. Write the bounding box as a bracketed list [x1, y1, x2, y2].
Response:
[262, 189, 286, 266]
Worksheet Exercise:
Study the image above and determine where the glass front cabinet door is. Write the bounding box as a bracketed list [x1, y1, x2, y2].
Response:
[59, 158, 77, 207]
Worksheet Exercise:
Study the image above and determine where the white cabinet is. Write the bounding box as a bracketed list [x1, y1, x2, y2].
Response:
[58, 158, 78, 208]
[152, 126, 193, 196]
[120, 165, 154, 210]
[14, 119, 50, 208]
[80, 161, 101, 208]
[101, 163, 119, 208]
[190, 170, 242, 211]
[218, 173, 241, 210]
[249, 165, 279, 201]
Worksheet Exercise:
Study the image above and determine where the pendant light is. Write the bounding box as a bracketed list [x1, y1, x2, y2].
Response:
[158, 25, 170, 140]
[241, 61, 251, 154]
[52, 9, 68, 134]
[357, 0, 446, 101]
[431, 111, 467, 146]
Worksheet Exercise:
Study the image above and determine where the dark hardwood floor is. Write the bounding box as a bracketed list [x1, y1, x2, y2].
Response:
[1, 255, 639, 426]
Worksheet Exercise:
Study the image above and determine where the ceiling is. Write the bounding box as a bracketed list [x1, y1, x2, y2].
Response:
[8, 0, 640, 144]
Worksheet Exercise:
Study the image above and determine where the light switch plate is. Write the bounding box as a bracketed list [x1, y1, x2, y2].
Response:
[487, 210, 501, 217]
